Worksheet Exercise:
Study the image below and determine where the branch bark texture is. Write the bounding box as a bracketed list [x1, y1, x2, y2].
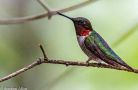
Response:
[0, 57, 138, 83]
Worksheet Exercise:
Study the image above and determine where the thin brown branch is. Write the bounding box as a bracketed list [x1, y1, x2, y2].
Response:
[44, 59, 138, 73]
[0, 0, 96, 25]
[37, 0, 51, 13]
[58, 0, 96, 13]
[0, 59, 44, 83]
[39, 44, 48, 59]
[37, 0, 53, 19]
[0, 58, 137, 83]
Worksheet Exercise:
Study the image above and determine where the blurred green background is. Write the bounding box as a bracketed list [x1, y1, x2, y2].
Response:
[0, 0, 138, 90]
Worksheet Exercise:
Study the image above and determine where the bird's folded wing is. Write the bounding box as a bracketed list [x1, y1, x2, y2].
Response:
[84, 31, 128, 66]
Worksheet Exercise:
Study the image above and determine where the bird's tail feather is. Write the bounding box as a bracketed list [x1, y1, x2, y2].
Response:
[103, 59, 134, 71]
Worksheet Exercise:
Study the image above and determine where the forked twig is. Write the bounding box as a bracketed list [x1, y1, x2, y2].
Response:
[0, 44, 137, 83]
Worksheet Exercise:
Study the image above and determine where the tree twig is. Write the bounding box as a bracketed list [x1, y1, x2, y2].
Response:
[0, 59, 45, 83]
[0, 0, 96, 24]
[37, 0, 51, 13]
[37, 0, 53, 19]
[0, 44, 137, 83]
[39, 44, 48, 59]
[0, 45, 137, 83]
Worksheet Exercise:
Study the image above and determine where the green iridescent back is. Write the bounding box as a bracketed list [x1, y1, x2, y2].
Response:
[84, 30, 127, 65]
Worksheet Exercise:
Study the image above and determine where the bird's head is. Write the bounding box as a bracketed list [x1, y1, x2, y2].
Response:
[57, 12, 93, 36]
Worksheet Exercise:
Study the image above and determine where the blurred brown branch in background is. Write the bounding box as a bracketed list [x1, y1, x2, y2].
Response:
[0, 0, 96, 24]
[0, 44, 137, 83]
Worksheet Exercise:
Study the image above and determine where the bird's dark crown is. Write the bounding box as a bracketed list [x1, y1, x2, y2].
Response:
[72, 17, 92, 30]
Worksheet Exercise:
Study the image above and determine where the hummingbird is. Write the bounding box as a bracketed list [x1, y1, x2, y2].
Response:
[57, 12, 134, 71]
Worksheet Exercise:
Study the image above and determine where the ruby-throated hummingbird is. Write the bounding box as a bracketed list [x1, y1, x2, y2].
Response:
[57, 12, 134, 71]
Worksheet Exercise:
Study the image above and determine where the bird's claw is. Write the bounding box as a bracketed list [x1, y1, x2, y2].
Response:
[86, 60, 91, 66]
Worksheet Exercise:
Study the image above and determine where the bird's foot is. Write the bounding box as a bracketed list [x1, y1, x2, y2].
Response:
[86, 58, 91, 66]
[86, 60, 90, 63]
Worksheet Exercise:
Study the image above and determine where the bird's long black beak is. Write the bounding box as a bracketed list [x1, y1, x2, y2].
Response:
[57, 12, 74, 21]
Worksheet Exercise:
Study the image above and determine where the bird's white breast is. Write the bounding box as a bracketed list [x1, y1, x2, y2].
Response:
[77, 35, 92, 57]
[77, 35, 102, 63]
[77, 36, 86, 47]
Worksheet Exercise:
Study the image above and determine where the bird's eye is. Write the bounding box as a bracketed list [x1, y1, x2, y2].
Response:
[78, 20, 86, 25]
